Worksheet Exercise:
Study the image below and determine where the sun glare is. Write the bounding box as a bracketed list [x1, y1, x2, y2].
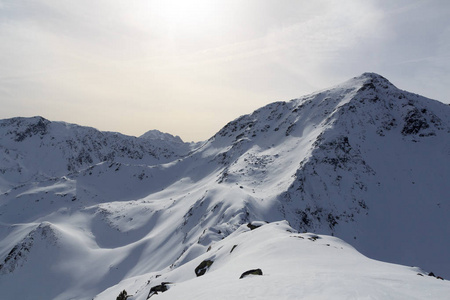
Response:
[150, 0, 224, 35]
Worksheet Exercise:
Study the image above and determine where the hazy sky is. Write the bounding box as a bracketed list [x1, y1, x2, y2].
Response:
[1, 0, 449, 141]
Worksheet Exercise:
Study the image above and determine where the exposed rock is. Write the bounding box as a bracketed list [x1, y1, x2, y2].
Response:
[116, 289, 128, 300]
[247, 223, 260, 230]
[195, 259, 213, 277]
[147, 282, 170, 298]
[240, 268, 263, 279]
[247, 221, 266, 230]
[402, 108, 429, 135]
[307, 235, 320, 241]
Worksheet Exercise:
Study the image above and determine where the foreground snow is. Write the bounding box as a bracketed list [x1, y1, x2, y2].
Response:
[96, 222, 449, 300]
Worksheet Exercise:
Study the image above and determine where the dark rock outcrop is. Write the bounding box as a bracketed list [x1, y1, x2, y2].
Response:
[195, 259, 214, 277]
[240, 268, 263, 279]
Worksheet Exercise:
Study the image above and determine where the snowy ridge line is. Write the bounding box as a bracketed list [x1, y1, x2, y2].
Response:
[0, 116, 200, 192]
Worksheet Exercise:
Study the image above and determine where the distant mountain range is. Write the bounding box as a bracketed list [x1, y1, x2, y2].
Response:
[0, 117, 199, 192]
[1, 73, 449, 299]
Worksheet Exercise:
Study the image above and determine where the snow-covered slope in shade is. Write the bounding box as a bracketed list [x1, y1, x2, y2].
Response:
[0, 117, 195, 191]
[0, 73, 449, 299]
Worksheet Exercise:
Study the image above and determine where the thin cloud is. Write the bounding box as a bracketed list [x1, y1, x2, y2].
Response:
[0, 0, 448, 141]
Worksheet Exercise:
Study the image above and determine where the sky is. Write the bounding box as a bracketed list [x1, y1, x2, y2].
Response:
[0, 0, 449, 142]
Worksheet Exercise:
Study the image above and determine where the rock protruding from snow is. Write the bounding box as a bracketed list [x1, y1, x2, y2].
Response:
[239, 268, 263, 279]
[195, 259, 214, 277]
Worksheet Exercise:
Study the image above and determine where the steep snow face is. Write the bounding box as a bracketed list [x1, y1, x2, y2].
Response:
[0, 73, 449, 299]
[275, 73, 450, 275]
[0, 117, 193, 191]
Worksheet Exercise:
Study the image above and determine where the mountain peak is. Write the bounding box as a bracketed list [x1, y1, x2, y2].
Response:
[0, 116, 50, 127]
[352, 72, 389, 83]
[345, 72, 397, 91]
[359, 72, 385, 79]
[139, 129, 184, 143]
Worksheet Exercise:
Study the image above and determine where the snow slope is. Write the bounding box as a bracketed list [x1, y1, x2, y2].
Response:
[0, 73, 449, 299]
[96, 222, 449, 300]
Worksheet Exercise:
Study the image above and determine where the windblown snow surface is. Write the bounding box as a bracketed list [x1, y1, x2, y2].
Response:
[0, 73, 449, 299]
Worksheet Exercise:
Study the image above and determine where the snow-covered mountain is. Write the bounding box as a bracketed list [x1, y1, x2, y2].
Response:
[139, 129, 184, 143]
[0, 117, 197, 192]
[0, 73, 449, 299]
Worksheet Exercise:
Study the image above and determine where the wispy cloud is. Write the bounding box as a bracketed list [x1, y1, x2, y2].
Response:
[0, 0, 449, 141]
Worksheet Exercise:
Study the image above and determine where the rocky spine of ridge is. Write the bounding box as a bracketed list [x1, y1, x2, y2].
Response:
[0, 117, 193, 190]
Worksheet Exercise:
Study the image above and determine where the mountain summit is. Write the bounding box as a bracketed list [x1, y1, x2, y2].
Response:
[189, 71, 450, 271]
[1, 73, 449, 299]
[139, 129, 184, 144]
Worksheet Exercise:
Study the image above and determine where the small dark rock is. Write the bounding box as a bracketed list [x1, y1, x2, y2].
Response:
[116, 289, 128, 300]
[240, 268, 263, 279]
[247, 222, 265, 230]
[148, 282, 170, 298]
[195, 259, 214, 277]
[291, 235, 304, 239]
[247, 223, 259, 230]
[308, 235, 320, 241]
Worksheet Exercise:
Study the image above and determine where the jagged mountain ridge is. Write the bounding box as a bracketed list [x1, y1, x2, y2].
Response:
[0, 73, 449, 299]
[0, 117, 197, 191]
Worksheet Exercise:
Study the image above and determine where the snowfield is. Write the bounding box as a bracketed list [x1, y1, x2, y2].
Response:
[0, 73, 449, 299]
[95, 222, 450, 300]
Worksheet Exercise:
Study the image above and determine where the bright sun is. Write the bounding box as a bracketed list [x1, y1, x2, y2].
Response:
[149, 0, 224, 34]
